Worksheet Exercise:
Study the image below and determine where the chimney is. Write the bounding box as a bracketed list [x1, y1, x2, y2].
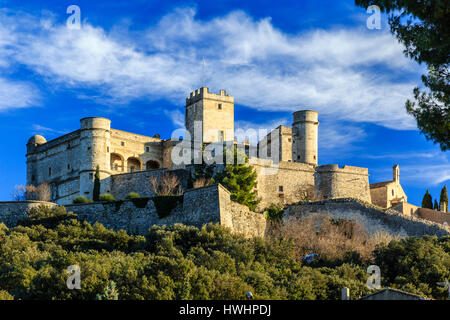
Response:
[341, 287, 350, 300]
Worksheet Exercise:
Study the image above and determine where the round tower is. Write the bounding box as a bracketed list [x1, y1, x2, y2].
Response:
[79, 117, 111, 199]
[292, 110, 319, 165]
[26, 135, 47, 186]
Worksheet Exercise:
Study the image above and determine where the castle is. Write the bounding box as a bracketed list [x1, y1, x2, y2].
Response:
[26, 87, 408, 211]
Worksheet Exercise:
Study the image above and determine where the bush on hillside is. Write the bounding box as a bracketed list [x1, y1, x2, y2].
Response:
[73, 196, 92, 204]
[99, 193, 115, 202]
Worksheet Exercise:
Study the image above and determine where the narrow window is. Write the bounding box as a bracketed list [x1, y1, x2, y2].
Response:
[279, 186, 284, 192]
[218, 130, 224, 142]
[218, 103, 222, 110]
[145, 146, 150, 152]
[67, 164, 70, 170]
[107, 146, 110, 153]
[48, 167, 52, 176]
[121, 141, 125, 146]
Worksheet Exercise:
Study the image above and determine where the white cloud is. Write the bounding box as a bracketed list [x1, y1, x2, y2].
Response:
[319, 122, 366, 152]
[0, 77, 39, 111]
[164, 109, 185, 128]
[31, 124, 66, 135]
[0, 8, 423, 129]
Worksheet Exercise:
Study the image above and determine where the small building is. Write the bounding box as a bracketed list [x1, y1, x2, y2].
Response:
[360, 287, 429, 300]
[370, 164, 407, 208]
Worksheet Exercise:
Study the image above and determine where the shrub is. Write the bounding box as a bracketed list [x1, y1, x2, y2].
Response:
[73, 196, 92, 204]
[0, 290, 14, 300]
[149, 173, 183, 196]
[18, 205, 77, 229]
[265, 204, 284, 220]
[127, 192, 140, 199]
[99, 193, 115, 202]
[193, 177, 211, 188]
[11, 183, 51, 202]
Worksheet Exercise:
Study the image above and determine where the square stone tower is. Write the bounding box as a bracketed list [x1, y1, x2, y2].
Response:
[185, 87, 234, 144]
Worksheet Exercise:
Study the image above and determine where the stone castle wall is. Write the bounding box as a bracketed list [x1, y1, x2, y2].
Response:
[314, 165, 371, 203]
[0, 184, 266, 238]
[110, 168, 190, 199]
[285, 198, 450, 238]
[0, 201, 56, 227]
[249, 158, 316, 211]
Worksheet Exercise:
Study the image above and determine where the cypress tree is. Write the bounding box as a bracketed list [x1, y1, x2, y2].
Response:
[440, 185, 448, 212]
[421, 189, 433, 209]
[433, 200, 439, 211]
[93, 165, 101, 202]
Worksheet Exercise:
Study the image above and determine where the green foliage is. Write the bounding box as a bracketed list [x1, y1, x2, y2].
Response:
[93, 165, 101, 202]
[355, 0, 449, 150]
[96, 281, 119, 300]
[373, 236, 450, 300]
[265, 204, 284, 220]
[0, 290, 14, 300]
[127, 192, 140, 199]
[0, 205, 448, 300]
[18, 205, 78, 229]
[213, 146, 260, 211]
[152, 195, 183, 218]
[421, 189, 433, 209]
[73, 196, 92, 204]
[99, 193, 115, 202]
[434, 200, 440, 211]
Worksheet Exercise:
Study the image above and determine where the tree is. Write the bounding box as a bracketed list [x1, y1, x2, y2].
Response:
[433, 199, 439, 211]
[421, 189, 433, 209]
[355, 0, 449, 150]
[440, 185, 448, 212]
[213, 146, 260, 211]
[93, 165, 101, 202]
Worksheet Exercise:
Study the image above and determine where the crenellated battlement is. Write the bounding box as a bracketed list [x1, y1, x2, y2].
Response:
[186, 87, 234, 105]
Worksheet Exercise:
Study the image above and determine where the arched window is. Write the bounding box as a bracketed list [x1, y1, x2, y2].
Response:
[110, 153, 124, 172]
[127, 157, 142, 173]
[146, 160, 160, 170]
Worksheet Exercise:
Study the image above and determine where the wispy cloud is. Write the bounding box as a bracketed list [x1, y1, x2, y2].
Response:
[31, 124, 66, 135]
[0, 77, 39, 111]
[164, 109, 184, 128]
[0, 7, 422, 129]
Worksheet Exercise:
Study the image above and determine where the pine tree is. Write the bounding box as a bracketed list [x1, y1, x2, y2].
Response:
[421, 189, 433, 209]
[433, 200, 439, 211]
[93, 165, 101, 202]
[213, 146, 260, 211]
[355, 0, 449, 150]
[440, 185, 448, 212]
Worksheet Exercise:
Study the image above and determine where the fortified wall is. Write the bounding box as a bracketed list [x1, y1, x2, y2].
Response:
[314, 165, 371, 203]
[285, 198, 449, 238]
[0, 184, 266, 238]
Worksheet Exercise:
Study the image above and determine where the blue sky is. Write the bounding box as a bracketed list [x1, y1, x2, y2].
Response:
[0, 0, 448, 206]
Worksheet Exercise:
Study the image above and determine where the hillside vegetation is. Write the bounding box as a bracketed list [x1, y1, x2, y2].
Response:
[0, 205, 448, 300]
